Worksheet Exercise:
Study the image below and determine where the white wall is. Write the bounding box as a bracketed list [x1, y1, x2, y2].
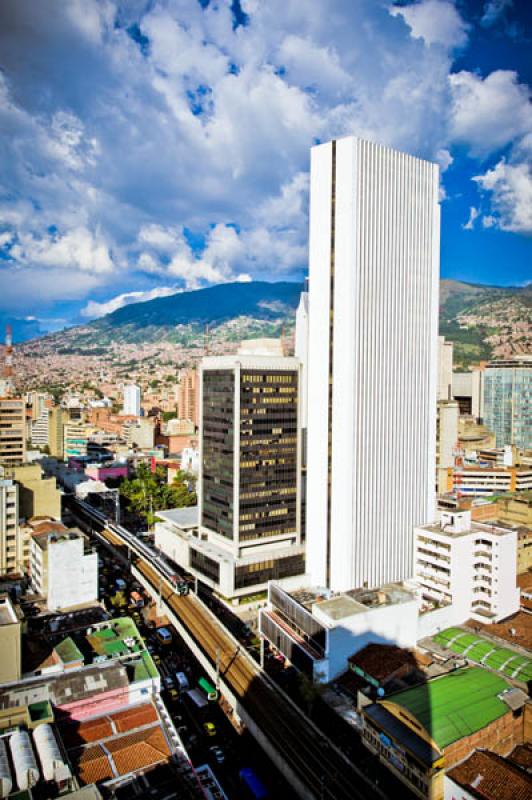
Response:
[307, 136, 439, 592]
[316, 598, 419, 682]
[295, 293, 309, 430]
[154, 522, 191, 569]
[444, 775, 477, 800]
[47, 537, 98, 610]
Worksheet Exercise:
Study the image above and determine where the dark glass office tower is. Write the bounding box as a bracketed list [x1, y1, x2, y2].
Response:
[201, 358, 301, 548]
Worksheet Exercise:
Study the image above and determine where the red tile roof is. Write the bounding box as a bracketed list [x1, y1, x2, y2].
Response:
[111, 703, 158, 732]
[106, 725, 170, 776]
[447, 750, 532, 800]
[72, 745, 115, 785]
[508, 744, 532, 773]
[64, 717, 113, 746]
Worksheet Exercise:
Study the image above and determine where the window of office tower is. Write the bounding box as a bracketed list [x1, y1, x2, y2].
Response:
[202, 370, 234, 539]
[239, 370, 298, 542]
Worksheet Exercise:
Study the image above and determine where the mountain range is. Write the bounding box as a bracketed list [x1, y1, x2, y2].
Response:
[20, 279, 532, 367]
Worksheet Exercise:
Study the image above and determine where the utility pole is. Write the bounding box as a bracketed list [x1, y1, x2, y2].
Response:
[215, 647, 221, 690]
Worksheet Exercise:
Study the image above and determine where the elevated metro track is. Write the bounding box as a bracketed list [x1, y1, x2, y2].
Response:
[67, 496, 384, 800]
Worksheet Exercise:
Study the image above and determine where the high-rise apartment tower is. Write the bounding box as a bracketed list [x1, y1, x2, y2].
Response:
[122, 384, 141, 417]
[483, 357, 531, 449]
[306, 136, 440, 591]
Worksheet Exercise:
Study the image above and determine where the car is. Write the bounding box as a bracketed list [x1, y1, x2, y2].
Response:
[163, 676, 175, 690]
[203, 721, 216, 737]
[209, 746, 225, 765]
[169, 688, 179, 700]
[152, 654, 161, 664]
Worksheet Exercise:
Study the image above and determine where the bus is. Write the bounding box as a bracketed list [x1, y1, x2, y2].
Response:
[198, 677, 218, 701]
[239, 768, 268, 800]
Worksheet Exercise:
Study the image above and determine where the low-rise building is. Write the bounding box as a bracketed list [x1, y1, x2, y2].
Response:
[30, 527, 98, 611]
[516, 527, 532, 574]
[415, 511, 520, 633]
[0, 594, 21, 682]
[445, 748, 532, 800]
[496, 492, 532, 527]
[442, 465, 532, 498]
[361, 667, 527, 800]
[258, 581, 419, 683]
[85, 462, 128, 482]
[2, 462, 61, 520]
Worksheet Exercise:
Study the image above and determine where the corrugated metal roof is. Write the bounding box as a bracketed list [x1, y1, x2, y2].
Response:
[433, 627, 532, 683]
[383, 667, 509, 749]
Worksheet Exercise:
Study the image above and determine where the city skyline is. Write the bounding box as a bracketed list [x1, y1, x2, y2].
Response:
[0, 0, 530, 335]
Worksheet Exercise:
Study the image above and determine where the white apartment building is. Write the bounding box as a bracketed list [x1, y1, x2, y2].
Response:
[306, 136, 440, 591]
[30, 409, 49, 448]
[30, 528, 98, 611]
[122, 384, 141, 417]
[0, 479, 23, 576]
[415, 510, 520, 630]
[259, 581, 418, 683]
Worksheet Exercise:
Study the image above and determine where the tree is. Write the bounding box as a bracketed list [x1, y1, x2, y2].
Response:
[119, 464, 197, 526]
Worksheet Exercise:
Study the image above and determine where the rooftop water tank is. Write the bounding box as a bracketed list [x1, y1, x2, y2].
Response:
[33, 724, 71, 783]
[0, 738, 12, 799]
[9, 731, 39, 791]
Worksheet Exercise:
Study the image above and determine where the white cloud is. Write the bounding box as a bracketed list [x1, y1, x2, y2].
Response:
[436, 148, 453, 172]
[0, 0, 528, 319]
[81, 286, 179, 319]
[389, 1, 469, 49]
[449, 70, 532, 157]
[11, 227, 114, 273]
[463, 206, 480, 230]
[474, 160, 532, 234]
[480, 0, 513, 27]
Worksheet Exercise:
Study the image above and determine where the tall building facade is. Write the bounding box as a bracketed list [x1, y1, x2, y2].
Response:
[438, 336, 453, 401]
[483, 357, 531, 448]
[0, 398, 26, 466]
[306, 136, 440, 591]
[177, 368, 199, 427]
[192, 353, 305, 597]
[122, 384, 141, 417]
[0, 479, 21, 575]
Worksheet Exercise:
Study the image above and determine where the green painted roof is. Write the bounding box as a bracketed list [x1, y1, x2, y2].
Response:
[55, 636, 84, 664]
[433, 627, 532, 683]
[386, 667, 509, 749]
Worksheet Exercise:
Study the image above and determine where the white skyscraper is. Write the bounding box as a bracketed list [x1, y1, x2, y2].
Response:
[306, 136, 440, 591]
[122, 384, 141, 417]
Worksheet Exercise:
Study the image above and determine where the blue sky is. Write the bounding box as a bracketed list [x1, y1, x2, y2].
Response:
[0, 0, 530, 338]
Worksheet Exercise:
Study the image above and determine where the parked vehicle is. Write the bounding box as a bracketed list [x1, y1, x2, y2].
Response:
[175, 671, 190, 691]
[209, 746, 225, 765]
[203, 721, 216, 737]
[155, 627, 172, 646]
[240, 767, 268, 800]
